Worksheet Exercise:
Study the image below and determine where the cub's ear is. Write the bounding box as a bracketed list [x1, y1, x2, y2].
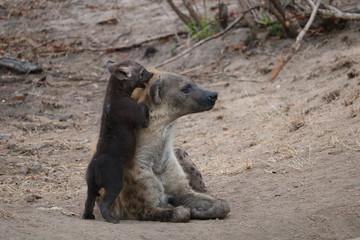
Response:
[106, 61, 132, 80]
[150, 76, 163, 105]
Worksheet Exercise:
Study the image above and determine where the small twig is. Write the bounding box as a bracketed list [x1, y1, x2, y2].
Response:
[203, 0, 207, 22]
[268, 0, 322, 82]
[155, 5, 261, 68]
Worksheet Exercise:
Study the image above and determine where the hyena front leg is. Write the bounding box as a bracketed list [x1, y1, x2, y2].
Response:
[174, 147, 206, 193]
[120, 170, 190, 223]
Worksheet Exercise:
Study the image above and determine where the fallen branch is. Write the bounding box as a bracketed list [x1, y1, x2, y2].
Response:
[269, 0, 301, 38]
[305, 0, 360, 20]
[38, 31, 186, 54]
[97, 32, 186, 52]
[268, 0, 322, 82]
[166, 0, 193, 26]
[155, 6, 261, 68]
[0, 56, 43, 74]
[238, 0, 260, 39]
[183, 0, 202, 27]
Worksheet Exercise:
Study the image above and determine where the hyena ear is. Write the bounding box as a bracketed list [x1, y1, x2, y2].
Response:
[106, 61, 132, 80]
[150, 76, 163, 104]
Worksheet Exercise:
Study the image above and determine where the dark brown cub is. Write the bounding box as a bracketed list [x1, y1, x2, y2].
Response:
[82, 60, 153, 223]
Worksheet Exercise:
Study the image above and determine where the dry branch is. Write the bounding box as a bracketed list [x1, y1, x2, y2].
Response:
[166, 0, 193, 26]
[183, 0, 202, 27]
[268, 0, 322, 82]
[38, 32, 185, 55]
[238, 0, 260, 39]
[155, 6, 261, 68]
[305, 0, 360, 20]
[269, 0, 300, 38]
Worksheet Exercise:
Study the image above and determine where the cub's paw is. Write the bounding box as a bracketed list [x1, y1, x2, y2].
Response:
[140, 104, 149, 128]
[82, 213, 95, 220]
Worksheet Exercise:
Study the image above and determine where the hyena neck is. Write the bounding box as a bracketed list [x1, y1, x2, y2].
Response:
[135, 122, 175, 168]
[148, 106, 176, 130]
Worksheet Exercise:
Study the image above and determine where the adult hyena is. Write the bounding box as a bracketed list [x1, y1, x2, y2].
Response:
[108, 69, 230, 222]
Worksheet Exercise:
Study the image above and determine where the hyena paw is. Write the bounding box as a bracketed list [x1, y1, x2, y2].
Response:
[171, 206, 191, 223]
[191, 199, 230, 219]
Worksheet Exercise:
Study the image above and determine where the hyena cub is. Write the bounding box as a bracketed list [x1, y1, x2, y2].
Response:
[82, 60, 153, 223]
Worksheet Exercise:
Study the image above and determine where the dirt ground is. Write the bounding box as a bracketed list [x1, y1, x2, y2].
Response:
[1, 0, 360, 239]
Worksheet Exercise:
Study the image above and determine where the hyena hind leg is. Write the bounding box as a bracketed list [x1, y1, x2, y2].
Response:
[171, 192, 230, 220]
[120, 172, 191, 223]
[138, 206, 191, 223]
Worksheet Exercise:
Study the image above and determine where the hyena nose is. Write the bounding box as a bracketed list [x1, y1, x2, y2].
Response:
[208, 92, 218, 102]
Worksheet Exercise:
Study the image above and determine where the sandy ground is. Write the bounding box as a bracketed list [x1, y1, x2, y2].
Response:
[0, 0, 360, 239]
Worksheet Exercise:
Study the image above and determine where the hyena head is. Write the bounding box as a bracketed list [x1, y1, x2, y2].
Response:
[132, 70, 218, 122]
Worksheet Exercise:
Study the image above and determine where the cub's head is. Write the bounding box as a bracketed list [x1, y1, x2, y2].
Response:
[132, 69, 217, 121]
[107, 60, 153, 90]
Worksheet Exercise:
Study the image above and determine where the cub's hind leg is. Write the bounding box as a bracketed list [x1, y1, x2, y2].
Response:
[99, 168, 124, 224]
[82, 167, 99, 220]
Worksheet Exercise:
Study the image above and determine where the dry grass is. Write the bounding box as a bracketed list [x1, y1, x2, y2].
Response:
[201, 156, 253, 176]
[322, 90, 340, 103]
[0, 166, 86, 203]
[342, 88, 360, 107]
[260, 95, 306, 132]
[38, 206, 77, 217]
[264, 144, 314, 173]
[328, 129, 360, 152]
[0, 209, 16, 220]
[0, 117, 89, 204]
[288, 114, 305, 132]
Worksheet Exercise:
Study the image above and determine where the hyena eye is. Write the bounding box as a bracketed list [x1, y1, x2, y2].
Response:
[181, 85, 192, 94]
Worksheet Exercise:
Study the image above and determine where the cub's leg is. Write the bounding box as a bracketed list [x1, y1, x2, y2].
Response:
[98, 167, 124, 224]
[82, 166, 99, 220]
[120, 170, 190, 223]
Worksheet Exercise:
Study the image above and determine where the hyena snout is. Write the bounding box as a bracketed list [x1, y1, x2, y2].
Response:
[207, 91, 218, 103]
[197, 89, 218, 110]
